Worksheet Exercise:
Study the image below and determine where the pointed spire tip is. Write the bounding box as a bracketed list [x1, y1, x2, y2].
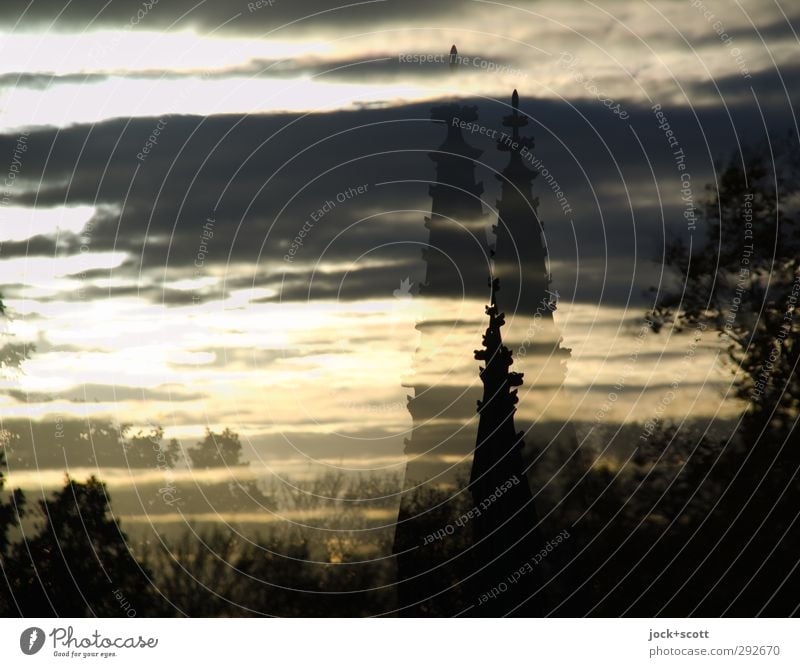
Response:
[449, 44, 458, 68]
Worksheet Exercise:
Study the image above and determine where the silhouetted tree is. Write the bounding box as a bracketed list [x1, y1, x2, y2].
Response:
[121, 424, 180, 468]
[4, 476, 154, 616]
[651, 132, 800, 428]
[0, 296, 28, 611]
[2, 419, 180, 470]
[648, 132, 800, 615]
[0, 450, 25, 585]
[187, 427, 245, 468]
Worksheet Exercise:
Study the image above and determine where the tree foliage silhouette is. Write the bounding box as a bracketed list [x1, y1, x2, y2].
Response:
[650, 133, 800, 427]
[121, 424, 180, 468]
[647, 132, 800, 614]
[2, 475, 153, 616]
[187, 427, 245, 468]
[0, 450, 25, 567]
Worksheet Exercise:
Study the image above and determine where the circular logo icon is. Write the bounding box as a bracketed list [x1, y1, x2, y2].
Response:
[20, 627, 45, 655]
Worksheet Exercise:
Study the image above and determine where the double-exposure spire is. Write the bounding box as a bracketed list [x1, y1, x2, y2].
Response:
[468, 278, 544, 616]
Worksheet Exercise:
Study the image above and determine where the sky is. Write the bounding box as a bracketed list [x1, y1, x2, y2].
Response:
[0, 0, 797, 497]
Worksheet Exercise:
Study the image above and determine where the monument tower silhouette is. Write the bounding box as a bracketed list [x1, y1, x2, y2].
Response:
[467, 277, 545, 616]
[490, 91, 590, 614]
[391, 79, 588, 615]
[391, 100, 490, 615]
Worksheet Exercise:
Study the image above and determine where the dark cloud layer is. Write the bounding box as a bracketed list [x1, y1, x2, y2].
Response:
[0, 88, 795, 309]
[0, 0, 475, 36]
[0, 53, 484, 91]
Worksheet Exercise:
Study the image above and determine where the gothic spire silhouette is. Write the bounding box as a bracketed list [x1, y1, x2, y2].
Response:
[472, 279, 524, 474]
[493, 89, 555, 319]
[467, 277, 544, 616]
[491, 90, 591, 615]
[491, 90, 579, 474]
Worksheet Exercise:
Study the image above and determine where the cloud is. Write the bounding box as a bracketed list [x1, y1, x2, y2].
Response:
[7, 383, 206, 404]
[0, 88, 794, 311]
[0, 0, 477, 35]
